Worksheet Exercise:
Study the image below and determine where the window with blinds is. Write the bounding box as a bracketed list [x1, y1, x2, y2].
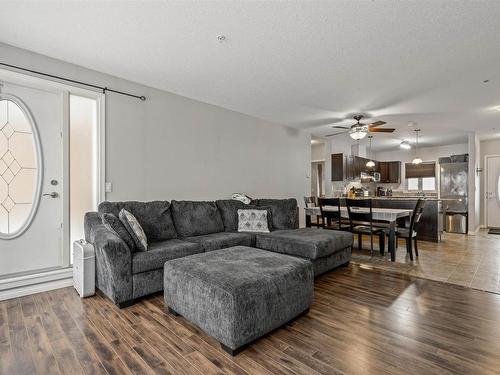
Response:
[405, 162, 436, 191]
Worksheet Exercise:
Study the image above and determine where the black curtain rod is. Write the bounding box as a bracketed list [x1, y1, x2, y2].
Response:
[0, 62, 146, 101]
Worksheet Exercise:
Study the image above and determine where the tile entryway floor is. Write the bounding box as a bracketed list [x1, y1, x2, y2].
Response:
[351, 229, 500, 294]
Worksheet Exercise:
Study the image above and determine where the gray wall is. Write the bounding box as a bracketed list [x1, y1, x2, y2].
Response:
[0, 42, 310, 223]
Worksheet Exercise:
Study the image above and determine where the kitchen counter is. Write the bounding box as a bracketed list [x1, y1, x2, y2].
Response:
[343, 196, 456, 201]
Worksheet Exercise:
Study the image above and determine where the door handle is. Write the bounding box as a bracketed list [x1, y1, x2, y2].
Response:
[43, 192, 59, 198]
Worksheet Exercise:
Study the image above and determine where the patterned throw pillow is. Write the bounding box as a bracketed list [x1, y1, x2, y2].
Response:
[119, 209, 148, 251]
[232, 193, 252, 205]
[237, 209, 270, 233]
[101, 213, 136, 251]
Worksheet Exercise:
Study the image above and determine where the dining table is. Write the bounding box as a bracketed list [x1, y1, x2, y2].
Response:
[305, 206, 413, 262]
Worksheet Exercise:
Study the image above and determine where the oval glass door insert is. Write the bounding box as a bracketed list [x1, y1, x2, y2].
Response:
[0, 97, 42, 239]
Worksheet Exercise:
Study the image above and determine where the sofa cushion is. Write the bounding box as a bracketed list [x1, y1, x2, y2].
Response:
[132, 239, 203, 274]
[255, 228, 354, 260]
[184, 232, 255, 252]
[171, 200, 224, 238]
[98, 201, 177, 242]
[119, 209, 149, 251]
[216, 199, 249, 231]
[251, 198, 298, 230]
[217, 200, 273, 232]
[101, 213, 136, 250]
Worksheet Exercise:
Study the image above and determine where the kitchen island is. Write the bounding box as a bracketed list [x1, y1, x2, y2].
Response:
[306, 197, 442, 243]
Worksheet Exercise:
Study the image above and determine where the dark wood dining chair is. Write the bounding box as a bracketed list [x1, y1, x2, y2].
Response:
[346, 198, 385, 256]
[318, 198, 350, 231]
[392, 199, 426, 261]
[304, 196, 322, 227]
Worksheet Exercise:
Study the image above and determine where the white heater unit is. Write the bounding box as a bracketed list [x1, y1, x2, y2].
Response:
[73, 239, 95, 297]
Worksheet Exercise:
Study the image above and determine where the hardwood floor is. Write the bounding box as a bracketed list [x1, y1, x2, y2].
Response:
[2, 264, 500, 375]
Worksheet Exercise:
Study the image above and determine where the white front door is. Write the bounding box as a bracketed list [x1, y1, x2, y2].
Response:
[486, 155, 500, 228]
[0, 80, 66, 276]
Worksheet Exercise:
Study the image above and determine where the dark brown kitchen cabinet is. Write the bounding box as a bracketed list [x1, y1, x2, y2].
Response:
[388, 161, 401, 183]
[331, 153, 345, 181]
[379, 161, 401, 183]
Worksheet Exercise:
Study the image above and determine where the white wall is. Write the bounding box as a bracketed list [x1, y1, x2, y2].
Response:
[311, 143, 325, 161]
[480, 138, 500, 226]
[0, 43, 310, 225]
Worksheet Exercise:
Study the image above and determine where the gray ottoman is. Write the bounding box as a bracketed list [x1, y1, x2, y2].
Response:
[163, 246, 313, 355]
[256, 228, 353, 276]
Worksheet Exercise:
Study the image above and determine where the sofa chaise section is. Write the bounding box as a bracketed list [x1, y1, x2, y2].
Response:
[256, 228, 353, 276]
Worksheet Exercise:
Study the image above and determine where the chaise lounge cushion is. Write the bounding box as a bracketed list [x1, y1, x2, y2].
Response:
[251, 198, 298, 230]
[256, 228, 353, 260]
[184, 232, 255, 252]
[132, 239, 203, 274]
[98, 201, 177, 242]
[171, 200, 224, 238]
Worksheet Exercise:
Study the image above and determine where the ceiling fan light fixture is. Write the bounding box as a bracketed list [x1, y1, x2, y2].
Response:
[400, 140, 411, 149]
[349, 126, 368, 140]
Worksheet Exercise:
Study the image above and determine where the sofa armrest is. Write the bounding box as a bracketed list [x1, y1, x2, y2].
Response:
[91, 224, 133, 304]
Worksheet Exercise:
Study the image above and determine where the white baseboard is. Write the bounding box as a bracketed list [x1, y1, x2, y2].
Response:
[0, 268, 73, 301]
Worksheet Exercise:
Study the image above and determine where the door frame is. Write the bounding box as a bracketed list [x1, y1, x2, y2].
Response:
[484, 154, 500, 228]
[0, 67, 105, 298]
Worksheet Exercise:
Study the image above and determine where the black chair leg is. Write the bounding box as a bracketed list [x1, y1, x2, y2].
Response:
[406, 237, 414, 261]
[414, 237, 419, 257]
[370, 233, 374, 256]
[358, 232, 362, 250]
[379, 233, 385, 255]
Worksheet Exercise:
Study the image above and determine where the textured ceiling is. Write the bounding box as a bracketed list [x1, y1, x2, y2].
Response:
[1, 1, 500, 151]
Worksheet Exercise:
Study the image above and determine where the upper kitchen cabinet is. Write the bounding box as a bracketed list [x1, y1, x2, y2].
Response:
[331, 153, 345, 181]
[331, 153, 357, 181]
[380, 161, 401, 183]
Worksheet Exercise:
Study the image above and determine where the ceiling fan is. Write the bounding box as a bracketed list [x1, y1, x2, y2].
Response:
[325, 114, 395, 140]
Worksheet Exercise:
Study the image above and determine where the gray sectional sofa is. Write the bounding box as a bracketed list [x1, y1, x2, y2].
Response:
[84, 198, 352, 308]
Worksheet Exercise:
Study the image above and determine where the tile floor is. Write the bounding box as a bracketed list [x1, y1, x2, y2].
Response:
[351, 229, 500, 294]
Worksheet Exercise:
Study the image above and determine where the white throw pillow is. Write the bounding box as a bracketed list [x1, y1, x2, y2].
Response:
[232, 193, 252, 205]
[119, 209, 148, 251]
[237, 209, 270, 233]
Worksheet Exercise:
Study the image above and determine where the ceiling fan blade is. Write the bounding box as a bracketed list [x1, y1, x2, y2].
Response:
[369, 128, 395, 133]
[331, 126, 351, 129]
[368, 121, 387, 128]
[325, 131, 348, 137]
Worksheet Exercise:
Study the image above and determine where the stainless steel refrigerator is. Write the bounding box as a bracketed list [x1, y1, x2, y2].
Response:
[439, 161, 468, 233]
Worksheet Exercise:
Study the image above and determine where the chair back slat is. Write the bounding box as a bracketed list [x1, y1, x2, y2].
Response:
[318, 198, 341, 226]
[410, 199, 426, 233]
[346, 199, 374, 229]
[304, 196, 317, 207]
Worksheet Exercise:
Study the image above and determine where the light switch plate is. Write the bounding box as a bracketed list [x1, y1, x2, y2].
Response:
[105, 182, 113, 193]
